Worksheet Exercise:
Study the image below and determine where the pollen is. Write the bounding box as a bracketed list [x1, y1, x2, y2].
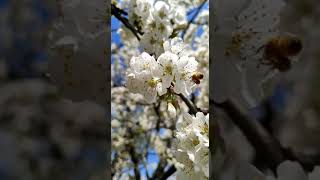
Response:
[147, 78, 160, 88]
[202, 125, 209, 135]
[192, 138, 200, 146]
[150, 37, 157, 45]
[159, 11, 166, 19]
[180, 71, 188, 80]
[149, 21, 156, 29]
[159, 23, 166, 33]
[143, 63, 150, 70]
[164, 64, 173, 75]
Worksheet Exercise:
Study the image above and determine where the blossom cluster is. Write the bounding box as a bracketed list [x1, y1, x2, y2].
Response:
[127, 37, 202, 103]
[174, 112, 209, 179]
[125, 0, 189, 57]
[112, 0, 209, 179]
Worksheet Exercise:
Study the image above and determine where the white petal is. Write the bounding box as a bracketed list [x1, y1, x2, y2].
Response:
[168, 103, 177, 118]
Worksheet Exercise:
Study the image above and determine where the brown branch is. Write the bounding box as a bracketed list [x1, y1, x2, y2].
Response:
[151, 159, 168, 180]
[111, 4, 142, 40]
[112, 3, 128, 15]
[192, 20, 208, 26]
[126, 124, 141, 180]
[177, 93, 198, 115]
[211, 98, 286, 172]
[158, 165, 176, 180]
[129, 145, 141, 180]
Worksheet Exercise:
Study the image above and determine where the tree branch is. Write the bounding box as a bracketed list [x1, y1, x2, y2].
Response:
[211, 98, 286, 172]
[111, 4, 142, 40]
[129, 145, 141, 180]
[112, 3, 128, 15]
[151, 159, 167, 180]
[158, 165, 176, 180]
[181, 0, 207, 38]
[126, 124, 141, 180]
[154, 94, 201, 179]
[177, 93, 198, 115]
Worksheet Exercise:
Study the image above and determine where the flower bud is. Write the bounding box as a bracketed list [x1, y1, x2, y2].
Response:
[167, 102, 177, 118]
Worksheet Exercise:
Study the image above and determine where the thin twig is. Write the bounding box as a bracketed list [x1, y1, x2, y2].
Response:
[177, 93, 198, 115]
[158, 165, 176, 180]
[181, 0, 207, 38]
[111, 4, 142, 40]
[129, 141, 141, 180]
[151, 103, 170, 180]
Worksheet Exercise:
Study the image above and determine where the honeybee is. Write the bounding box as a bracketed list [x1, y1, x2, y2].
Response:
[192, 72, 204, 84]
[257, 34, 302, 72]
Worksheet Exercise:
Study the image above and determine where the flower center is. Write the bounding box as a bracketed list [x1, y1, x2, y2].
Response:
[164, 64, 173, 75]
[159, 11, 166, 19]
[143, 63, 150, 70]
[147, 78, 160, 88]
[180, 71, 188, 80]
[192, 138, 200, 146]
[202, 125, 209, 135]
[159, 23, 166, 33]
[149, 21, 156, 29]
[150, 37, 157, 45]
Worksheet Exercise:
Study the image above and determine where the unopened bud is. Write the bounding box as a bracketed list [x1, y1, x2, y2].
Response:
[167, 102, 177, 118]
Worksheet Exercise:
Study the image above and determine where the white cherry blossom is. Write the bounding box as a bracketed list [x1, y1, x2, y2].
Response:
[194, 143, 209, 177]
[153, 1, 171, 22]
[163, 37, 192, 57]
[175, 112, 209, 179]
[192, 112, 209, 146]
[174, 56, 199, 96]
[126, 52, 165, 103]
[157, 51, 178, 88]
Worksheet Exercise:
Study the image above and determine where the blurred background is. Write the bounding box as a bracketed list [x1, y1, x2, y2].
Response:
[212, 0, 320, 179]
[0, 0, 109, 179]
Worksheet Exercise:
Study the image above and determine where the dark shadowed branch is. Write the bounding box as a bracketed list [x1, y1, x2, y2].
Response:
[211, 98, 286, 172]
[177, 93, 198, 115]
[158, 165, 177, 180]
[111, 4, 142, 40]
[211, 97, 320, 172]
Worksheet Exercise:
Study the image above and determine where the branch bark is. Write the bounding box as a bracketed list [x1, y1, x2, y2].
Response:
[211, 98, 286, 172]
[158, 165, 176, 180]
[111, 4, 142, 40]
[129, 144, 141, 180]
[177, 93, 198, 115]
